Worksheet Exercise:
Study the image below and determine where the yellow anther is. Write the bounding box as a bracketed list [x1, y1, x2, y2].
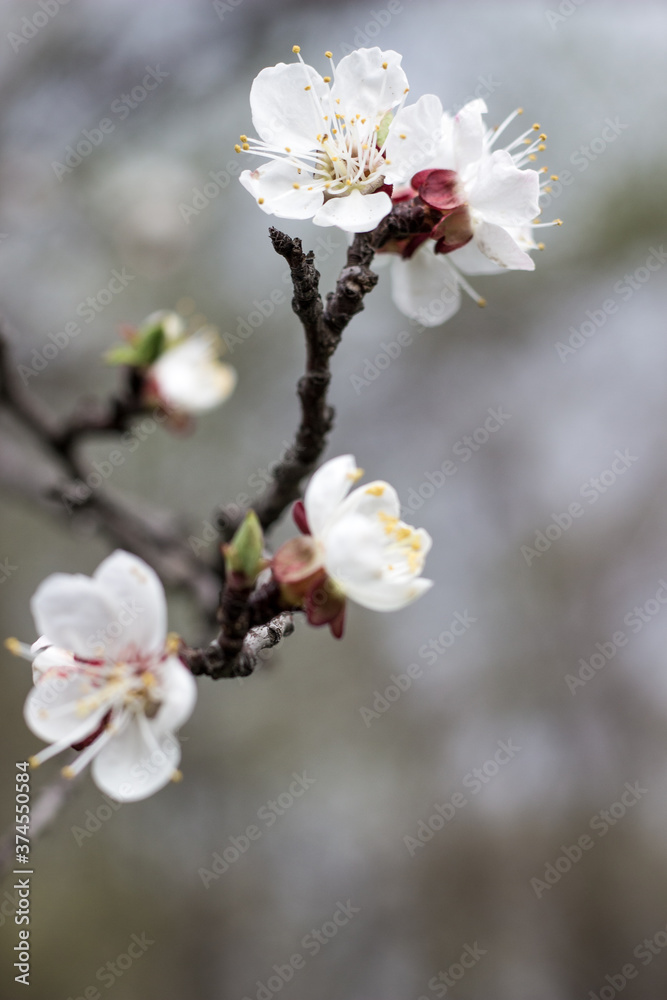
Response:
[325, 50, 333, 59]
[335, 98, 340, 104]
[411, 537, 422, 550]
[550, 174, 559, 180]
[292, 45, 301, 53]
[538, 144, 546, 151]
[285, 146, 291, 152]
[400, 133, 407, 140]
[532, 123, 540, 130]
[361, 117, 366, 123]
[539, 133, 547, 141]
[234, 144, 242, 153]
[29, 755, 40, 769]
[332, 129, 337, 135]
[395, 527, 411, 542]
[324, 182, 331, 188]
[555, 218, 563, 226]
[528, 153, 537, 161]
[242, 143, 249, 150]
[304, 85, 311, 91]
[517, 107, 524, 114]
[362, 143, 369, 150]
[323, 76, 331, 83]
[171, 769, 183, 783]
[382, 62, 388, 69]
[404, 87, 409, 93]
[346, 178, 352, 185]
[239, 134, 247, 141]
[537, 242, 545, 250]
[293, 182, 300, 189]
[166, 632, 180, 654]
[258, 197, 264, 205]
[366, 485, 385, 497]
[544, 186, 552, 193]
[478, 298, 487, 308]
[4, 637, 22, 656]
[307, 186, 313, 190]
[62, 765, 75, 779]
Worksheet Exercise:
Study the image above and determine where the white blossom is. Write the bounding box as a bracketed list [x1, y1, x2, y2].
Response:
[9, 551, 197, 802]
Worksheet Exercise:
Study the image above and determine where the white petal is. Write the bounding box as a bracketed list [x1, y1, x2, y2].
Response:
[304, 455, 359, 536]
[468, 150, 540, 227]
[384, 94, 449, 183]
[31, 644, 76, 682]
[453, 98, 488, 173]
[24, 673, 109, 744]
[31, 573, 118, 660]
[151, 656, 198, 736]
[313, 190, 391, 233]
[333, 480, 400, 524]
[91, 715, 181, 802]
[250, 61, 328, 148]
[324, 513, 387, 588]
[152, 333, 236, 413]
[93, 550, 167, 658]
[240, 161, 324, 220]
[447, 239, 503, 275]
[473, 220, 535, 270]
[331, 48, 408, 118]
[344, 576, 433, 612]
[391, 246, 462, 326]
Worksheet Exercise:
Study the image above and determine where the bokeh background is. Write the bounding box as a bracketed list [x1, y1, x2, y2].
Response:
[1, 1, 667, 997]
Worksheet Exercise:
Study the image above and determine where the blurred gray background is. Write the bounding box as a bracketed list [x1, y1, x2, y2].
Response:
[1, 0, 667, 997]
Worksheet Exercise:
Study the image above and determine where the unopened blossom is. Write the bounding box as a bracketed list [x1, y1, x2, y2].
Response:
[6, 551, 197, 802]
[237, 46, 418, 233]
[273, 455, 432, 637]
[381, 97, 561, 325]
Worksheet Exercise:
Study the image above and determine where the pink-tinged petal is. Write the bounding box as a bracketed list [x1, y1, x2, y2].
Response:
[453, 99, 488, 173]
[330, 48, 408, 118]
[467, 150, 540, 227]
[91, 715, 181, 802]
[273, 535, 324, 586]
[292, 499, 310, 535]
[312, 189, 392, 233]
[93, 551, 167, 659]
[304, 455, 360, 536]
[383, 94, 447, 182]
[30, 573, 118, 661]
[391, 246, 462, 327]
[343, 576, 433, 612]
[432, 204, 474, 254]
[250, 61, 328, 148]
[150, 655, 197, 737]
[304, 577, 346, 634]
[412, 169, 464, 211]
[473, 220, 536, 270]
[240, 161, 324, 220]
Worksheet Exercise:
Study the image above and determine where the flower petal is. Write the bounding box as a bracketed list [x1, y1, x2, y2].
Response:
[323, 513, 387, 588]
[240, 160, 325, 220]
[453, 98, 488, 174]
[250, 61, 328, 148]
[344, 576, 433, 612]
[91, 715, 181, 802]
[383, 94, 448, 182]
[151, 655, 197, 737]
[304, 455, 360, 536]
[313, 189, 391, 233]
[330, 48, 408, 118]
[391, 246, 462, 326]
[447, 239, 503, 275]
[24, 673, 110, 744]
[30, 573, 118, 660]
[93, 551, 167, 659]
[473, 220, 535, 270]
[468, 149, 540, 227]
[334, 480, 401, 524]
[151, 332, 236, 413]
